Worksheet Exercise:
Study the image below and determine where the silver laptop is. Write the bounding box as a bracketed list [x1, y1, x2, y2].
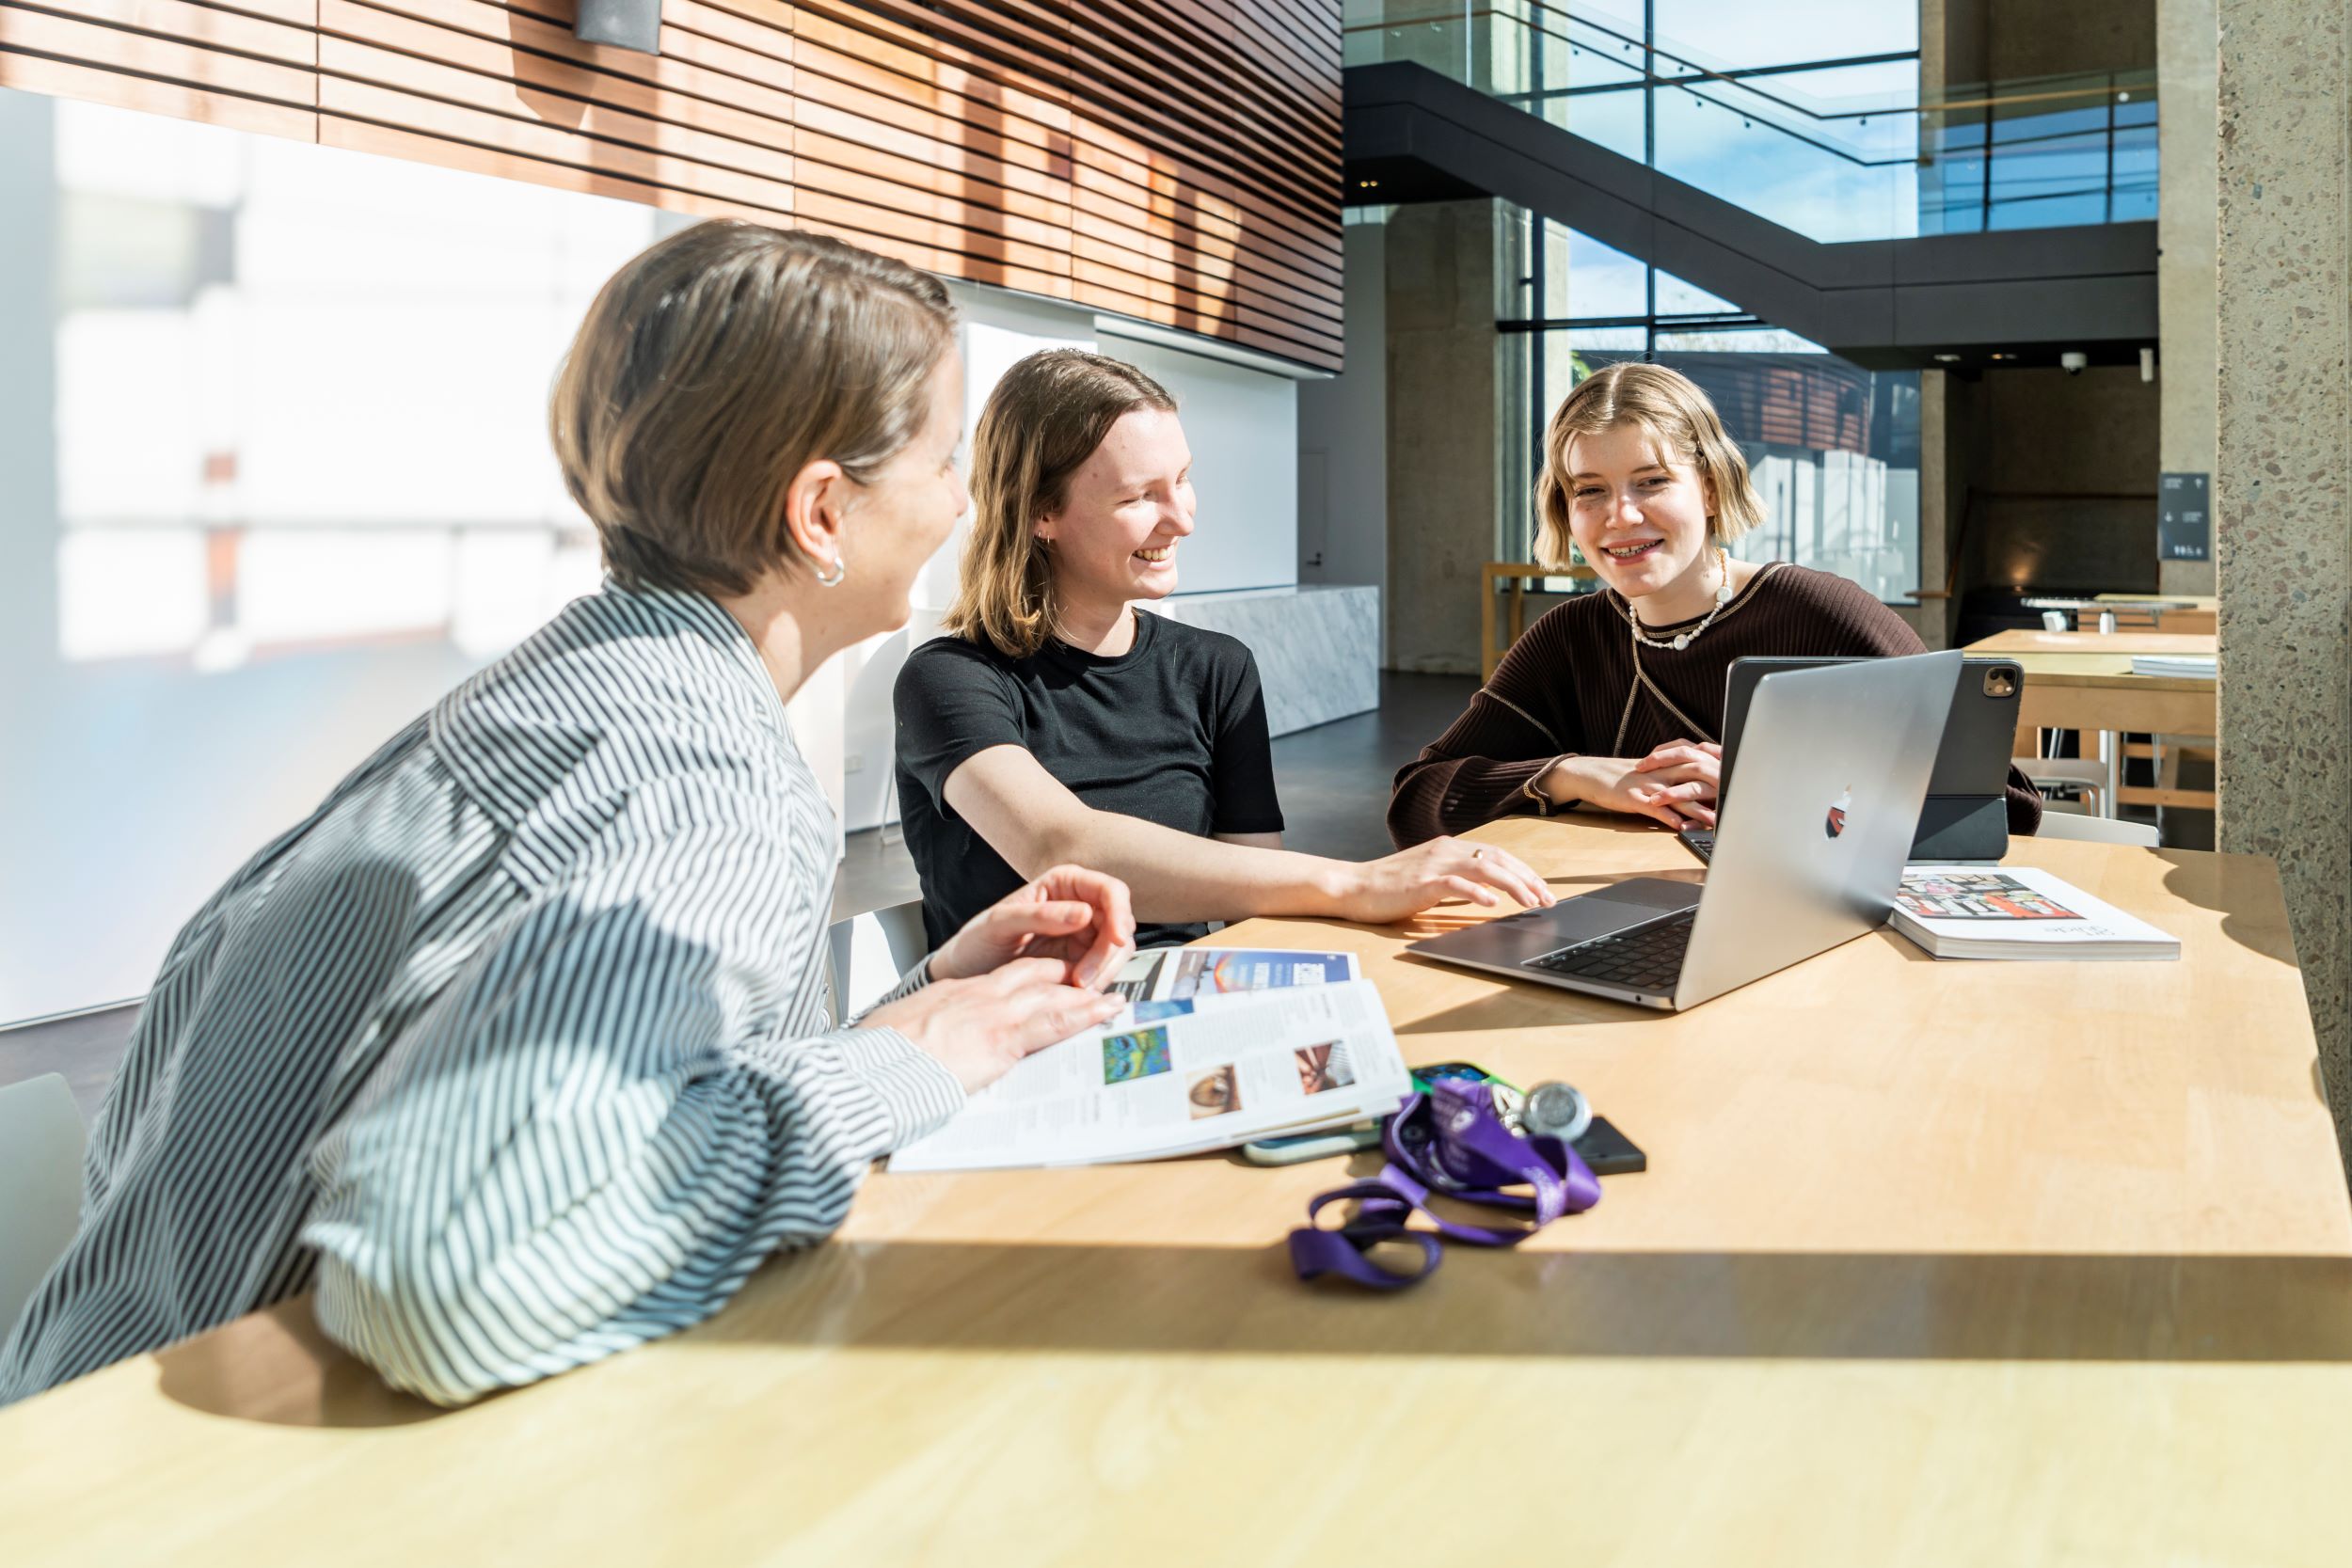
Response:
[1406, 651, 1961, 1011]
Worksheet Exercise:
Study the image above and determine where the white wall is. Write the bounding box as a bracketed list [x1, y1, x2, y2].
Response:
[1098, 329, 1300, 594]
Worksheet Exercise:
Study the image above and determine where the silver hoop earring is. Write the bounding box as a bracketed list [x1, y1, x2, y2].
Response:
[814, 555, 846, 588]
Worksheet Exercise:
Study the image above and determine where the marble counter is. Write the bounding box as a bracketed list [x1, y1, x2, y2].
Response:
[1147, 583, 1379, 736]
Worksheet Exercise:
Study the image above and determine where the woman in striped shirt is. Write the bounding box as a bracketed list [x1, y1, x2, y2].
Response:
[0, 222, 1135, 1408]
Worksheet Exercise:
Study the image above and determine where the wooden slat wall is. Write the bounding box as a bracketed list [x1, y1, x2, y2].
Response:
[0, 0, 1343, 369]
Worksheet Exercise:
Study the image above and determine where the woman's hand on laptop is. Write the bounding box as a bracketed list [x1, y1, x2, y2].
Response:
[1629, 739, 1722, 828]
[930, 864, 1138, 990]
[1331, 837, 1556, 924]
[1543, 752, 1715, 829]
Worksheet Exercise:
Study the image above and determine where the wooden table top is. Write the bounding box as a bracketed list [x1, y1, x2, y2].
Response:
[1968, 629, 2218, 690]
[4, 817, 2347, 1564]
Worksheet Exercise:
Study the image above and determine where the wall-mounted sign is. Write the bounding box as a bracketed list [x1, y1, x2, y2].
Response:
[2159, 471, 2211, 562]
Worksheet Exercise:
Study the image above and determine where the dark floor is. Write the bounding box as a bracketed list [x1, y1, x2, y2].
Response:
[3, 673, 1480, 1121]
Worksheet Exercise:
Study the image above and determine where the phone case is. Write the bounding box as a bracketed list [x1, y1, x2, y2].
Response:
[1570, 1116, 1646, 1176]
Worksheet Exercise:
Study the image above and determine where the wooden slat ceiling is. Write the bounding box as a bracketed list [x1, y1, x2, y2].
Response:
[0, 0, 1343, 370]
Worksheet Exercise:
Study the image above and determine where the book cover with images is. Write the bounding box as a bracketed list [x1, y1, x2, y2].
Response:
[1899, 872, 2084, 922]
[1890, 866, 2179, 961]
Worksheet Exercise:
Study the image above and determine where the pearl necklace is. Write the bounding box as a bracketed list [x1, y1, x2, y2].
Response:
[1622, 547, 1736, 652]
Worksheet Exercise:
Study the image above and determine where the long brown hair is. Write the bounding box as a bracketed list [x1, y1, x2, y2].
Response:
[1532, 361, 1766, 573]
[946, 349, 1177, 658]
[549, 219, 956, 596]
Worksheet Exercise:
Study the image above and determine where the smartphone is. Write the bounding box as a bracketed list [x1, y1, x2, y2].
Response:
[1571, 1116, 1646, 1176]
[1241, 1122, 1382, 1165]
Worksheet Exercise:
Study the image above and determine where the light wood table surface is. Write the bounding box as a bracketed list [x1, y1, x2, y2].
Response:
[5, 818, 2349, 1565]
[1969, 629, 2219, 813]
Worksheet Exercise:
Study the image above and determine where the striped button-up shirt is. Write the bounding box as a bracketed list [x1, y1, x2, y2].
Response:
[0, 582, 962, 1407]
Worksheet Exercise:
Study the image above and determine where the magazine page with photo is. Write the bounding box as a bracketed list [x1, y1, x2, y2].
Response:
[889, 980, 1410, 1173]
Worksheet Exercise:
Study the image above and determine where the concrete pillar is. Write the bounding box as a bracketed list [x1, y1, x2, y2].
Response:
[1908, 370, 1955, 650]
[2215, 0, 2352, 1166]
[2158, 0, 2219, 596]
[1385, 199, 1502, 676]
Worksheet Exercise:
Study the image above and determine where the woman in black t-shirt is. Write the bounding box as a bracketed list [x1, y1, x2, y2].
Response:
[893, 348, 1553, 949]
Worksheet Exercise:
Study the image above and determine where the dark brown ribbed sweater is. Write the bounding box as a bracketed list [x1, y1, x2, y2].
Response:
[1389, 563, 2043, 847]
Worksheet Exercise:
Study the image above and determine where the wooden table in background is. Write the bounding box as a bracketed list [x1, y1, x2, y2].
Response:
[1968, 628, 2219, 814]
[2094, 593, 2219, 635]
[1481, 561, 1597, 679]
[3, 817, 2347, 1564]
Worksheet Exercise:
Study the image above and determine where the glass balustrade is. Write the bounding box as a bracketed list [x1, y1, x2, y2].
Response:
[1344, 0, 2157, 241]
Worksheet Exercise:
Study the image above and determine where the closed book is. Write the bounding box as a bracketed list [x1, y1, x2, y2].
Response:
[2129, 654, 2217, 678]
[1889, 866, 2180, 961]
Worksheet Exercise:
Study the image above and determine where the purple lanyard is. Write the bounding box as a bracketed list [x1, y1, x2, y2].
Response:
[1288, 1079, 1602, 1290]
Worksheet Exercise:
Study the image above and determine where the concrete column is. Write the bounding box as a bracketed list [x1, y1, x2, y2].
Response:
[1908, 370, 1954, 649]
[2215, 0, 2352, 1166]
[2158, 0, 2219, 596]
[1385, 199, 1502, 676]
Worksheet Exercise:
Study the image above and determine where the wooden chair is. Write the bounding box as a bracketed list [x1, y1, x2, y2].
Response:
[1481, 562, 1597, 680]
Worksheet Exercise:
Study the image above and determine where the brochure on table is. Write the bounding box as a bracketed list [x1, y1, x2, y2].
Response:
[1890, 867, 2181, 960]
[890, 949, 1409, 1173]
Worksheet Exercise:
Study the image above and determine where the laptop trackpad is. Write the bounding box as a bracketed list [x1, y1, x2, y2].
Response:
[1413, 876, 1702, 966]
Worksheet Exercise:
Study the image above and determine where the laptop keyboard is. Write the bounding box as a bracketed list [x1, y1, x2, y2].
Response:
[1678, 827, 1716, 863]
[1526, 911, 1696, 992]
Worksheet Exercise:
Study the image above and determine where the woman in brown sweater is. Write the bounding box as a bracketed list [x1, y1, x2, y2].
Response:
[1391, 363, 2042, 846]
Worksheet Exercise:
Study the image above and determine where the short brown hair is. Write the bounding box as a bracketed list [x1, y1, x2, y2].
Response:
[1532, 361, 1766, 573]
[550, 219, 955, 596]
[945, 349, 1176, 658]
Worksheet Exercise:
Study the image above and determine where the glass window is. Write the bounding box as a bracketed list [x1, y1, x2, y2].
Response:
[1549, 84, 1647, 163]
[1496, 215, 1920, 604]
[1653, 0, 1917, 73]
[1653, 267, 1740, 317]
[1396, 0, 2142, 241]
[1552, 223, 1649, 319]
[1652, 325, 1826, 354]
[1652, 85, 1912, 243]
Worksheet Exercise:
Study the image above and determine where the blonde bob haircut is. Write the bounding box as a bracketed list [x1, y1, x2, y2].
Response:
[946, 349, 1177, 659]
[549, 219, 955, 597]
[1532, 361, 1766, 574]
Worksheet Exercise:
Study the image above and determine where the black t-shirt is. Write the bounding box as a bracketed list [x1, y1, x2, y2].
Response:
[893, 611, 1286, 950]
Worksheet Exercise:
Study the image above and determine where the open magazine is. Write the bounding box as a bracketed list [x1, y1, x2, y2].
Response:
[1106, 944, 1360, 1003]
[889, 952, 1409, 1172]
